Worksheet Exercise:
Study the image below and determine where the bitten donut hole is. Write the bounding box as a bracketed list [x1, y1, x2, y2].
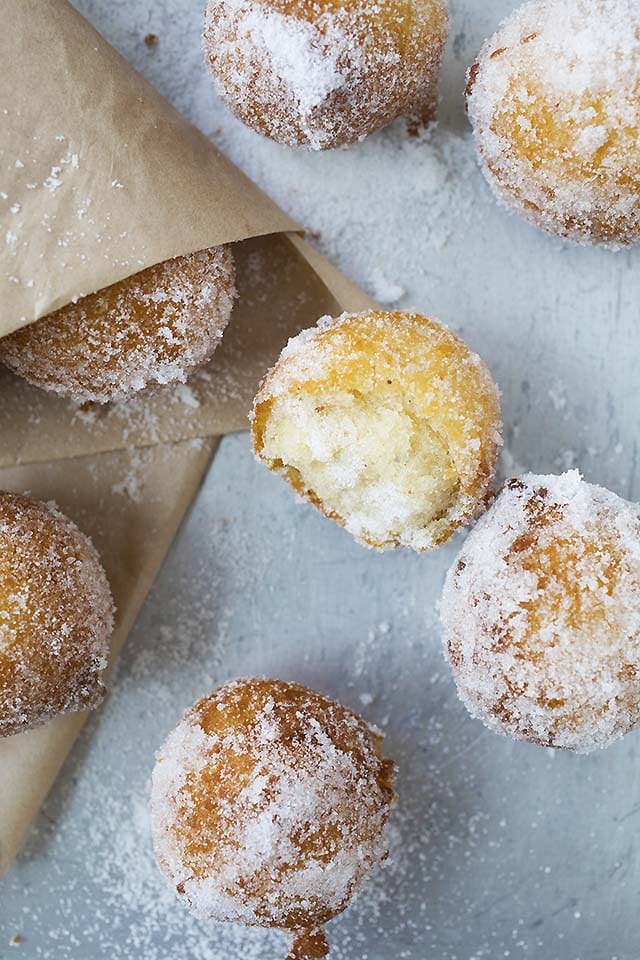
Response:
[261, 387, 460, 548]
[253, 310, 502, 552]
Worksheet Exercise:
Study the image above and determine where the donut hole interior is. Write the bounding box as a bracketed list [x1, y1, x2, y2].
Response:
[261, 387, 460, 546]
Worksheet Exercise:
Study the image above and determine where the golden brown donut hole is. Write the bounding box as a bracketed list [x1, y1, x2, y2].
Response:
[204, 0, 449, 149]
[0, 492, 114, 737]
[0, 246, 236, 403]
[252, 310, 502, 551]
[467, 0, 640, 246]
[150, 678, 395, 957]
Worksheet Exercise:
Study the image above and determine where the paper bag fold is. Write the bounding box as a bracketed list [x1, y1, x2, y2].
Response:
[0, 0, 295, 335]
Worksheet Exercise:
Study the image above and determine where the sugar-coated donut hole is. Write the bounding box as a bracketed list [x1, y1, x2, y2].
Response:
[467, 0, 640, 246]
[441, 471, 640, 753]
[204, 0, 449, 149]
[0, 245, 236, 404]
[0, 492, 114, 737]
[150, 678, 394, 958]
[252, 311, 502, 551]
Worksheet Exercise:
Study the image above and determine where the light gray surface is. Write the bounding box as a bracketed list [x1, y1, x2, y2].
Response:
[2, 1, 640, 958]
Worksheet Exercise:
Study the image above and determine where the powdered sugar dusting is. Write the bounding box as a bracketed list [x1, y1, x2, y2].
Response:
[441, 470, 640, 752]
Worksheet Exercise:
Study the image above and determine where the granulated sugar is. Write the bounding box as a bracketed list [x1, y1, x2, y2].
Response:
[4, 0, 640, 957]
[441, 471, 640, 752]
[216, 121, 479, 304]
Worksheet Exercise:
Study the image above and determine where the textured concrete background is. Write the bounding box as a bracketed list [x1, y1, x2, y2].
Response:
[2, 1, 640, 958]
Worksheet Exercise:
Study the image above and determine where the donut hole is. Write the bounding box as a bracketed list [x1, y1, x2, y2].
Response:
[467, 0, 640, 245]
[0, 246, 236, 404]
[151, 678, 394, 946]
[441, 471, 640, 753]
[253, 310, 502, 552]
[204, 0, 448, 149]
[0, 493, 113, 736]
[261, 386, 460, 548]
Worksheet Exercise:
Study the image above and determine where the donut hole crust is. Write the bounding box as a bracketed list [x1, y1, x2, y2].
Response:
[0, 493, 114, 737]
[252, 311, 502, 551]
[0, 245, 236, 404]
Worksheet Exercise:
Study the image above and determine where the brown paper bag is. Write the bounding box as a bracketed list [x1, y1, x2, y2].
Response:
[0, 0, 375, 872]
[0, 438, 219, 873]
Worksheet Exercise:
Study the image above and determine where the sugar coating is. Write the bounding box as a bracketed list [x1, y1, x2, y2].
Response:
[203, 0, 449, 149]
[0, 492, 114, 737]
[252, 311, 502, 552]
[441, 471, 640, 753]
[0, 246, 237, 404]
[467, 0, 640, 247]
[150, 678, 394, 954]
